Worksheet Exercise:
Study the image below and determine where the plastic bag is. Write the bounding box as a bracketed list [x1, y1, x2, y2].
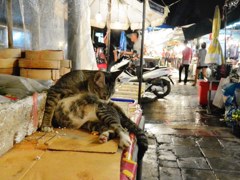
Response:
[0, 74, 53, 99]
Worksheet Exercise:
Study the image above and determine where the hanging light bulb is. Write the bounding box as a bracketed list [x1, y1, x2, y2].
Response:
[95, 12, 102, 23]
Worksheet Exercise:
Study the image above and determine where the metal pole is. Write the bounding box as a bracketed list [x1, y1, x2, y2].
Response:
[6, 0, 13, 48]
[137, 0, 146, 105]
[224, 6, 228, 61]
[107, 0, 112, 71]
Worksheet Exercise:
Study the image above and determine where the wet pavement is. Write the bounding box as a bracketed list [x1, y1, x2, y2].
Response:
[142, 81, 240, 180]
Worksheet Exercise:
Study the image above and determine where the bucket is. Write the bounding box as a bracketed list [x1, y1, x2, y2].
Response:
[198, 81, 218, 106]
[97, 63, 107, 71]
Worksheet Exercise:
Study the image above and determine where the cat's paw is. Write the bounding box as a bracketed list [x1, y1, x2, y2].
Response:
[40, 126, 54, 132]
[99, 131, 109, 143]
[119, 132, 131, 148]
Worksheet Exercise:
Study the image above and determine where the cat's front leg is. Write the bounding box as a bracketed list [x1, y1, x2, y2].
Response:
[100, 127, 131, 148]
[81, 122, 117, 143]
[112, 125, 131, 148]
[41, 89, 62, 132]
[98, 130, 114, 143]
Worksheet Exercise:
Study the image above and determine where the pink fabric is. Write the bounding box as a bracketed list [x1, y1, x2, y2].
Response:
[182, 47, 192, 64]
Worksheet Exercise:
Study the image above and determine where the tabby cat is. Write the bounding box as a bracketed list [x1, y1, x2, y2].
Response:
[41, 70, 148, 158]
[54, 93, 131, 148]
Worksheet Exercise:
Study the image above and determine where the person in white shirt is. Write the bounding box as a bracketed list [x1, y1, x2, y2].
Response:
[192, 42, 207, 86]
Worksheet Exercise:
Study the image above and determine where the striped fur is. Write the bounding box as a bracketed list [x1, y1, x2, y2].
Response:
[54, 93, 131, 148]
[41, 70, 120, 132]
[41, 70, 148, 157]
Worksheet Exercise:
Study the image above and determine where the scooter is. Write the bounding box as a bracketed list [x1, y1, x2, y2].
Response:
[111, 55, 174, 98]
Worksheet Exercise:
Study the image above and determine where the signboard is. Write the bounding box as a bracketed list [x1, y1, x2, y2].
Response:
[149, 0, 165, 15]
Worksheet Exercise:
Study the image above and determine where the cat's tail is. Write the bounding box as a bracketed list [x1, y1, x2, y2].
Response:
[109, 102, 148, 160]
[121, 116, 148, 160]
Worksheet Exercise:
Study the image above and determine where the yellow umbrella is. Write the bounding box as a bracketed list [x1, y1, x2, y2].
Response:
[205, 5, 224, 64]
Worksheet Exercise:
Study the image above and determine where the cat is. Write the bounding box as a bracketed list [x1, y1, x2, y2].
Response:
[41, 70, 119, 132]
[41, 70, 148, 158]
[53, 93, 131, 148]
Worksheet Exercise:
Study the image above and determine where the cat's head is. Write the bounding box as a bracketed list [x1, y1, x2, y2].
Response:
[90, 71, 122, 100]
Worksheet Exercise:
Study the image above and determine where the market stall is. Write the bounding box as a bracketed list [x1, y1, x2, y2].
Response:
[0, 81, 145, 179]
[0, 0, 152, 179]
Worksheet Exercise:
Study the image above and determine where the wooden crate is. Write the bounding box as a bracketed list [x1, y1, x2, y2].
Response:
[60, 67, 71, 76]
[25, 50, 64, 60]
[19, 59, 61, 69]
[20, 68, 60, 81]
[18, 50, 72, 80]
[0, 58, 18, 68]
[0, 68, 19, 75]
[61, 59, 72, 68]
[0, 48, 21, 58]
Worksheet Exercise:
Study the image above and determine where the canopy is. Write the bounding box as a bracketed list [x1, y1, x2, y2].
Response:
[89, 0, 169, 30]
[205, 5, 224, 65]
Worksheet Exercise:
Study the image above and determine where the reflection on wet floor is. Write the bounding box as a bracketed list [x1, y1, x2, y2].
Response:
[143, 82, 223, 126]
[142, 81, 240, 180]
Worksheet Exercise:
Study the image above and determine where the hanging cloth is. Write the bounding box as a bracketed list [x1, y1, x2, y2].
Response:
[119, 31, 127, 51]
[205, 6, 224, 65]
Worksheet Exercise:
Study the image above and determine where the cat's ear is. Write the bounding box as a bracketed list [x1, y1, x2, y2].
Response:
[94, 71, 106, 88]
[111, 70, 122, 81]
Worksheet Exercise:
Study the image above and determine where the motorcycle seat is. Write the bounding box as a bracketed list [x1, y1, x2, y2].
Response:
[143, 67, 157, 72]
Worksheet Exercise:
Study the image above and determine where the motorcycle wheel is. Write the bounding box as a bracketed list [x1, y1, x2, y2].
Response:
[151, 79, 171, 98]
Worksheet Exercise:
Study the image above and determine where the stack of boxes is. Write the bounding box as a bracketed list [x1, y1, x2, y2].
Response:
[19, 50, 71, 81]
[0, 48, 21, 75]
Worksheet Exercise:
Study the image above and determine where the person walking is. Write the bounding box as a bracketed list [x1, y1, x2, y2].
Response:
[192, 42, 208, 86]
[179, 40, 192, 85]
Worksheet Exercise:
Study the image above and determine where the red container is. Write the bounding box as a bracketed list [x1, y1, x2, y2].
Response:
[198, 81, 218, 106]
[97, 63, 107, 70]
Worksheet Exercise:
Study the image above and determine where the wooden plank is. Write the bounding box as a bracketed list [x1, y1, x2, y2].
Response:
[60, 67, 71, 76]
[25, 50, 64, 61]
[60, 59, 72, 68]
[0, 48, 21, 58]
[19, 59, 61, 69]
[0, 68, 14, 74]
[20, 68, 60, 81]
[0, 58, 18, 68]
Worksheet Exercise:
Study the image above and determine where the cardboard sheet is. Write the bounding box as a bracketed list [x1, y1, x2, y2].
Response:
[0, 128, 121, 180]
[0, 149, 45, 179]
[46, 129, 119, 153]
[23, 151, 121, 180]
[23, 129, 119, 153]
[0, 148, 121, 180]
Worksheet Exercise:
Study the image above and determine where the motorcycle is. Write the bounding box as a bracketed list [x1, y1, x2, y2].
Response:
[111, 55, 174, 99]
